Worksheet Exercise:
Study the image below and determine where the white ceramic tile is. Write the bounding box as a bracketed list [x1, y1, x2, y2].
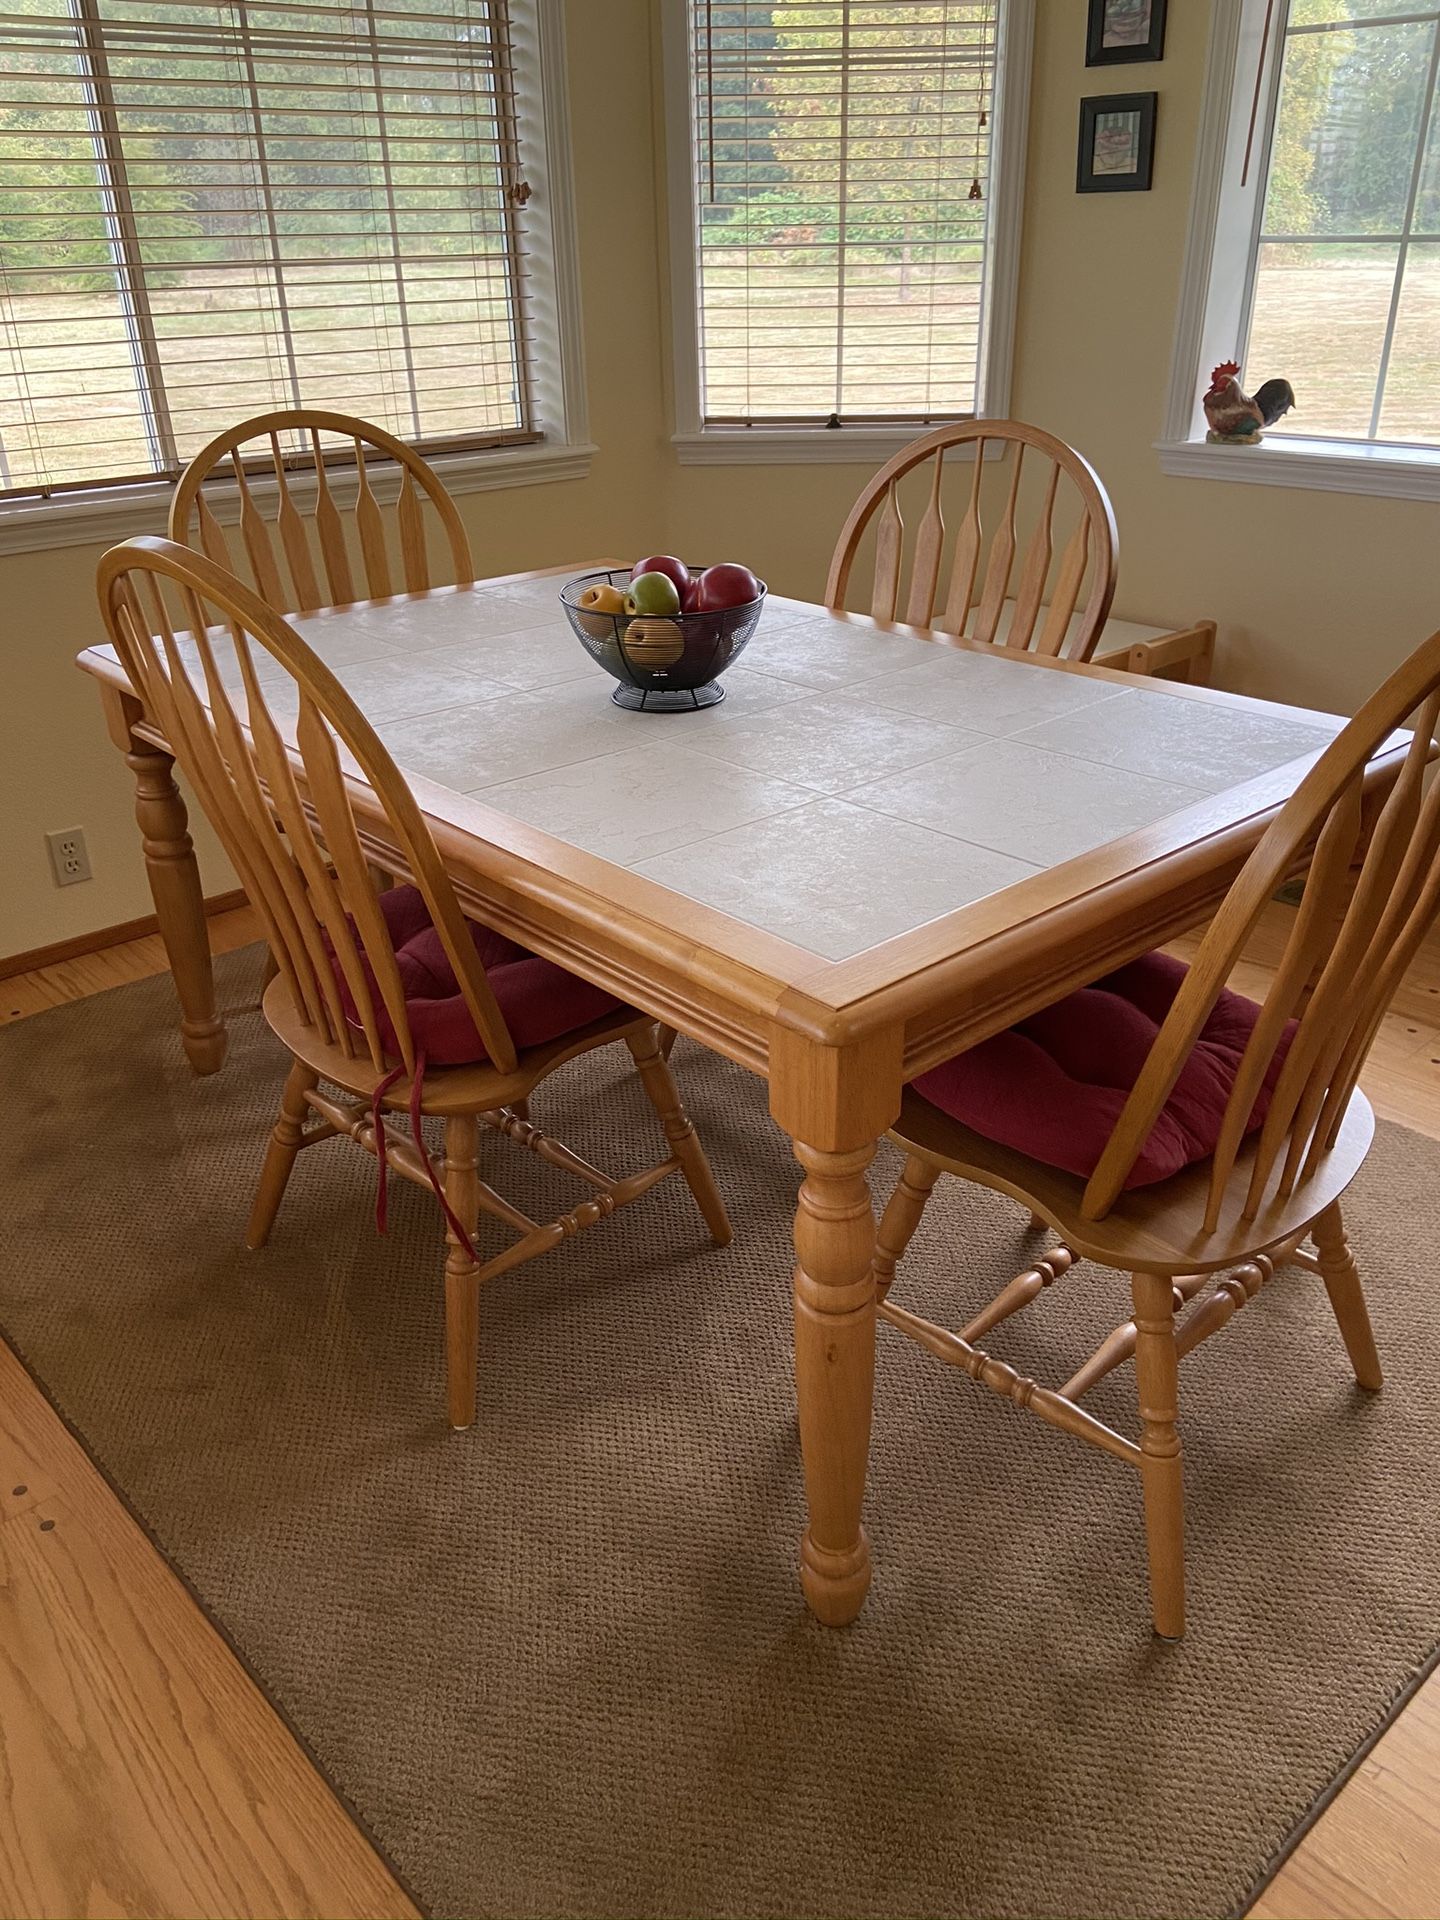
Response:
[481, 571, 590, 609]
[631, 798, 1041, 961]
[848, 737, 1208, 867]
[411, 624, 602, 692]
[689, 691, 982, 794]
[477, 743, 814, 867]
[756, 595, 823, 629]
[656, 666, 810, 725]
[866, 647, 1128, 736]
[332, 656, 505, 725]
[288, 612, 407, 668]
[1014, 685, 1337, 793]
[187, 626, 302, 686]
[380, 682, 631, 790]
[739, 616, 941, 691]
[313, 589, 557, 656]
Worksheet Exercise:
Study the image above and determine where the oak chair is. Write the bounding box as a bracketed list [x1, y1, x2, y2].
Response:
[826, 419, 1120, 661]
[168, 407, 474, 615]
[97, 535, 731, 1431]
[873, 626, 1440, 1637]
[825, 418, 1216, 682]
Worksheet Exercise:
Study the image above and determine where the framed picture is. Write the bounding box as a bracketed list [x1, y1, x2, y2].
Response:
[1086, 0, 1168, 64]
[1077, 92, 1157, 193]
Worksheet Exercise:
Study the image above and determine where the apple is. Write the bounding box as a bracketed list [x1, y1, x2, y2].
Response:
[681, 578, 705, 613]
[693, 562, 761, 612]
[631, 554, 690, 597]
[624, 570, 682, 617]
[575, 580, 628, 638]
[578, 581, 627, 616]
[624, 616, 685, 669]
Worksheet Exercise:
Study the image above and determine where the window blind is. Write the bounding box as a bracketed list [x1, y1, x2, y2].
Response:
[686, 0, 1002, 427]
[0, 0, 537, 497]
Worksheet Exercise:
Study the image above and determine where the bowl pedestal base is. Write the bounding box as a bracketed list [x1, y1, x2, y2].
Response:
[611, 682, 726, 713]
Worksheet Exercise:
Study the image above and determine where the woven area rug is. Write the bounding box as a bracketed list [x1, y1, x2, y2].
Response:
[5, 947, 1440, 1920]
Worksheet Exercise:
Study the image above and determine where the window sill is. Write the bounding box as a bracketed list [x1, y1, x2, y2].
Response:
[0, 437, 598, 559]
[1155, 434, 1440, 503]
[672, 426, 967, 467]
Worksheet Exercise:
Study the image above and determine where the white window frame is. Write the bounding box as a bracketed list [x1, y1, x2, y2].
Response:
[660, 0, 1034, 467]
[1158, 0, 1440, 502]
[0, 0, 594, 558]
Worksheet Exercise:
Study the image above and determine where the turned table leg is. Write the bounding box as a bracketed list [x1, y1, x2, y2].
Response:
[771, 1026, 902, 1627]
[126, 739, 226, 1075]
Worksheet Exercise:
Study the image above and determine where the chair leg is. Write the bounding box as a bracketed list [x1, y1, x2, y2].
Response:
[245, 1059, 318, 1250]
[626, 1028, 732, 1247]
[875, 1155, 940, 1300]
[1131, 1270, 1186, 1640]
[443, 1113, 482, 1431]
[1312, 1201, 1383, 1390]
[657, 1025, 678, 1061]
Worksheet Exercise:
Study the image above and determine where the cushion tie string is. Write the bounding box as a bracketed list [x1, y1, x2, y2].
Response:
[369, 1054, 478, 1265]
[408, 1055, 480, 1266]
[371, 1061, 406, 1237]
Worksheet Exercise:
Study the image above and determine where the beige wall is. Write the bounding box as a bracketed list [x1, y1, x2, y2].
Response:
[3, 0, 1433, 960]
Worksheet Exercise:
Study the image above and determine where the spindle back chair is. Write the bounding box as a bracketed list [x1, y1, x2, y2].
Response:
[168, 407, 474, 615]
[875, 625, 1440, 1635]
[96, 535, 730, 1430]
[825, 420, 1119, 660]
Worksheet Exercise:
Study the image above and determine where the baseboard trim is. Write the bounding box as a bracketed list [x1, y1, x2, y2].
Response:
[0, 889, 250, 981]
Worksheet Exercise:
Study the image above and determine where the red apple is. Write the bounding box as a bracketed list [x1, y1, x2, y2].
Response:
[694, 562, 761, 611]
[681, 578, 705, 613]
[631, 554, 690, 597]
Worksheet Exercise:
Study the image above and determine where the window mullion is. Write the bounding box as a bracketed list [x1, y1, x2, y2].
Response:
[236, 0, 304, 414]
[69, 0, 179, 475]
[833, 0, 852, 421]
[1368, 16, 1440, 438]
[491, 0, 538, 437]
[362, 1, 422, 440]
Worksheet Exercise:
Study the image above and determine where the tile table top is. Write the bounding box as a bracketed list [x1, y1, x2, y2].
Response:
[255, 577, 1342, 965]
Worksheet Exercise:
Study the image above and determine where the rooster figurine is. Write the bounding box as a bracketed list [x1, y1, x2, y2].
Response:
[1203, 361, 1295, 444]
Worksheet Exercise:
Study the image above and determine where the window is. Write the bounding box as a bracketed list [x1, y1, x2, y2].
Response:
[1248, 0, 1440, 445]
[1161, 0, 1440, 495]
[0, 0, 580, 500]
[663, 0, 1030, 459]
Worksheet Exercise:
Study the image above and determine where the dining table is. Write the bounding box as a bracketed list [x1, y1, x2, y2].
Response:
[77, 559, 1393, 1626]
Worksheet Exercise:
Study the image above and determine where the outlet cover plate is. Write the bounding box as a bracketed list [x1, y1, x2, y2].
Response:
[46, 827, 92, 887]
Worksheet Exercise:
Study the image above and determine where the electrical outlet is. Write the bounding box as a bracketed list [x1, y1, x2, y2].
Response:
[46, 827, 92, 887]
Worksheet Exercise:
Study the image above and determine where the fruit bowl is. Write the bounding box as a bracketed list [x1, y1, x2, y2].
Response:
[559, 567, 766, 711]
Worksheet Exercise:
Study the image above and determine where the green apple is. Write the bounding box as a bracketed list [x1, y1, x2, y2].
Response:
[624, 570, 682, 617]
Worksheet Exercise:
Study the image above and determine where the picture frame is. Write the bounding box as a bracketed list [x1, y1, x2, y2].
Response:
[1086, 0, 1168, 66]
[1077, 92, 1157, 194]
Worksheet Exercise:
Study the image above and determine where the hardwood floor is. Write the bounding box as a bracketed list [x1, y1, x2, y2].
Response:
[0, 904, 1437, 1919]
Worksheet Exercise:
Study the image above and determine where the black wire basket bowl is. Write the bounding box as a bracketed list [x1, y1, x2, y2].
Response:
[559, 567, 767, 711]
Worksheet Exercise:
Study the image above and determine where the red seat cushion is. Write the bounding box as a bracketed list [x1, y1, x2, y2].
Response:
[911, 951, 1295, 1191]
[337, 884, 624, 1067]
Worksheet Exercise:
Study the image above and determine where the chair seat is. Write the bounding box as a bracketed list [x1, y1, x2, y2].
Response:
[336, 883, 625, 1068]
[263, 973, 649, 1116]
[913, 951, 1295, 1192]
[890, 1079, 1375, 1276]
[965, 600, 1188, 653]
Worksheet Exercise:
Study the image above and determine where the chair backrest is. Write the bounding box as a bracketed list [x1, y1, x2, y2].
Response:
[1081, 628, 1440, 1229]
[825, 420, 1119, 661]
[97, 535, 516, 1077]
[168, 408, 475, 615]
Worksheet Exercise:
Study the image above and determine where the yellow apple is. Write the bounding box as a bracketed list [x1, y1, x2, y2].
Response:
[624, 616, 685, 669]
